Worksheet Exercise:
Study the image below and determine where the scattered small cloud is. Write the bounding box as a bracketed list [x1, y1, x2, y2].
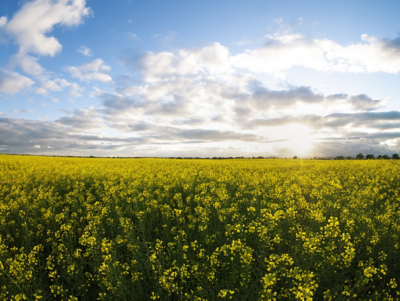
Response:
[151, 31, 177, 45]
[77, 45, 92, 57]
[58, 109, 70, 115]
[126, 32, 139, 40]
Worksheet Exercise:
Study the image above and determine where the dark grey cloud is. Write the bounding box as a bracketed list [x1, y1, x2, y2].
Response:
[10, 109, 34, 114]
[119, 49, 148, 72]
[239, 81, 384, 111]
[99, 92, 145, 115]
[145, 95, 190, 116]
[243, 111, 400, 130]
[0, 115, 270, 156]
[347, 94, 382, 111]
[109, 121, 267, 143]
[243, 115, 321, 129]
[166, 128, 265, 143]
[55, 108, 102, 129]
[381, 35, 400, 54]
[0, 117, 144, 155]
[249, 82, 322, 108]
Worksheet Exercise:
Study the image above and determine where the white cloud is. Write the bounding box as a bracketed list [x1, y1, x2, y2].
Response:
[6, 0, 91, 56]
[232, 33, 400, 76]
[77, 45, 92, 57]
[11, 53, 45, 76]
[179, 43, 232, 74]
[118, 45, 385, 123]
[51, 97, 60, 103]
[66, 58, 112, 82]
[0, 68, 35, 94]
[120, 43, 232, 83]
[69, 82, 84, 97]
[2, 1, 91, 98]
[69, 91, 83, 98]
[36, 87, 47, 94]
[42, 80, 63, 91]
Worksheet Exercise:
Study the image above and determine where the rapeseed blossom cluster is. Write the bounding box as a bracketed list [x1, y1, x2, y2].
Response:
[0, 155, 399, 300]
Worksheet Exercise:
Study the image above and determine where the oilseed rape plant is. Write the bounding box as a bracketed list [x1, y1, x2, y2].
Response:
[0, 155, 399, 300]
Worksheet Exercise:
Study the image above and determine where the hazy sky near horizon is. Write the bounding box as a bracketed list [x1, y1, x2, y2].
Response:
[1, 0, 400, 157]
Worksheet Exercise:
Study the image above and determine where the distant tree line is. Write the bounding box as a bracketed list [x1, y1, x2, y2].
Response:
[335, 153, 399, 160]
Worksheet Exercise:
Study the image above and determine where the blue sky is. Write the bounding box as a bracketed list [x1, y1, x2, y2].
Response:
[1, 0, 400, 157]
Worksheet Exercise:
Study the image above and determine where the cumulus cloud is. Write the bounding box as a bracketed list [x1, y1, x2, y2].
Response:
[11, 53, 45, 76]
[118, 46, 385, 123]
[120, 43, 231, 82]
[0, 68, 35, 94]
[5, 0, 91, 56]
[1, 0, 91, 99]
[66, 59, 112, 82]
[53, 80, 84, 97]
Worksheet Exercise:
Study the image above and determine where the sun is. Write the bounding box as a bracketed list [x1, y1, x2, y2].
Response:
[281, 124, 315, 156]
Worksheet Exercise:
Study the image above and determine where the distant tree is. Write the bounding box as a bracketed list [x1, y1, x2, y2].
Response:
[293, 156, 298, 159]
[393, 153, 399, 159]
[377, 155, 382, 159]
[382, 155, 389, 159]
[336, 156, 344, 160]
[366, 154, 375, 160]
[356, 153, 364, 160]
[346, 156, 352, 160]
[257, 156, 264, 159]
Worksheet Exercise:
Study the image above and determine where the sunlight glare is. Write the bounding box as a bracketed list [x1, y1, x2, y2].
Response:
[282, 124, 314, 156]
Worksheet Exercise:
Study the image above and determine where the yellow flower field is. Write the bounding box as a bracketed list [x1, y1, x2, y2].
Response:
[0, 155, 399, 300]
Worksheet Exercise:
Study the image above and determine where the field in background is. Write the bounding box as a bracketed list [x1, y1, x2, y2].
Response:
[0, 155, 399, 300]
